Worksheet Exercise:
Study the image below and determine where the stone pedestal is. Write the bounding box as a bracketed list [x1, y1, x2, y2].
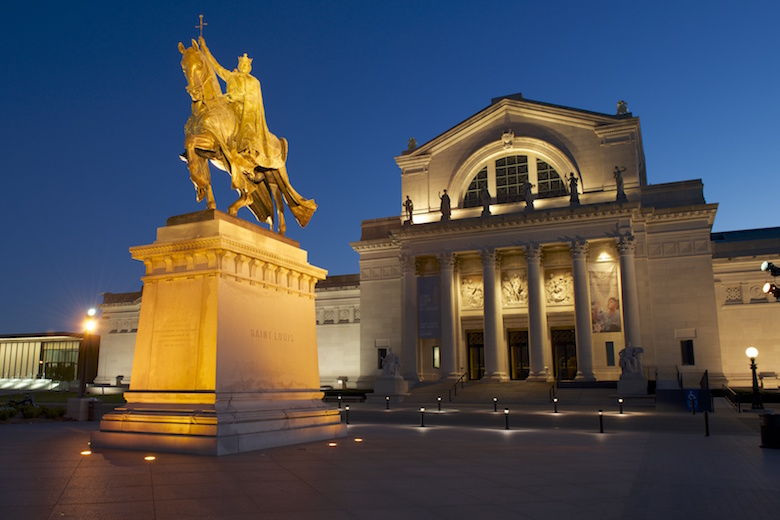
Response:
[369, 377, 409, 403]
[617, 376, 648, 396]
[92, 210, 346, 455]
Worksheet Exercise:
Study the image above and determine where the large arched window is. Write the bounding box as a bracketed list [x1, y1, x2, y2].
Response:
[461, 152, 569, 207]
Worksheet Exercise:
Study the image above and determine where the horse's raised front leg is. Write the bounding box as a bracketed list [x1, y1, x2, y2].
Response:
[184, 134, 216, 210]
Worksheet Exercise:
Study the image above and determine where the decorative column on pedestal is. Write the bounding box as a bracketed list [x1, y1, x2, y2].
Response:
[438, 252, 460, 379]
[400, 253, 419, 383]
[524, 244, 549, 381]
[616, 235, 642, 350]
[569, 240, 595, 381]
[481, 248, 508, 381]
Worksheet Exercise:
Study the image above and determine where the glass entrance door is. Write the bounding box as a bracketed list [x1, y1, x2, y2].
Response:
[467, 331, 485, 380]
[508, 330, 530, 380]
[551, 328, 577, 381]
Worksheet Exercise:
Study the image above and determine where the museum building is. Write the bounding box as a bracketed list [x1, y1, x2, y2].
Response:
[351, 93, 779, 390]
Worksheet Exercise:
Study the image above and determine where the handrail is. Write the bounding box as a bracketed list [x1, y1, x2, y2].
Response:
[447, 372, 469, 402]
[722, 384, 741, 413]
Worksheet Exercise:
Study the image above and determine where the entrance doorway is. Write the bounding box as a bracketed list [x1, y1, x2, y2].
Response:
[551, 328, 577, 381]
[467, 331, 485, 380]
[507, 330, 529, 380]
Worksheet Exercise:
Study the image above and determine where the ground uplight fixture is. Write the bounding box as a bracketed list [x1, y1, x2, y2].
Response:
[745, 347, 764, 410]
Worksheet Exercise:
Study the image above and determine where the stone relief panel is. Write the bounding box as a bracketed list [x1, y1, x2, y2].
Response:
[544, 269, 574, 305]
[724, 286, 742, 304]
[501, 270, 528, 307]
[460, 275, 484, 310]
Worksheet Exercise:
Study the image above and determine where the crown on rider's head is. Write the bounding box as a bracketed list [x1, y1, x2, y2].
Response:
[238, 53, 253, 66]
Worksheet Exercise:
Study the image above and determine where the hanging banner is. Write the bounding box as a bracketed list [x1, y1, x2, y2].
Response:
[589, 262, 621, 333]
[417, 276, 441, 338]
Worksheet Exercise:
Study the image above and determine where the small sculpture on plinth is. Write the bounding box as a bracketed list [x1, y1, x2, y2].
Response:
[480, 186, 492, 216]
[403, 195, 414, 225]
[381, 348, 402, 379]
[179, 36, 316, 235]
[617, 100, 628, 116]
[617, 345, 647, 396]
[439, 190, 451, 222]
[614, 166, 628, 202]
[523, 180, 535, 211]
[568, 173, 580, 207]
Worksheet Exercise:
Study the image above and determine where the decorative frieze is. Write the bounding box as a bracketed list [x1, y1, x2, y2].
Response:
[545, 270, 574, 305]
[501, 271, 528, 306]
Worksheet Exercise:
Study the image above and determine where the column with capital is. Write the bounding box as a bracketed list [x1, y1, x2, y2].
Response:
[524, 245, 549, 381]
[481, 249, 508, 381]
[400, 253, 419, 383]
[570, 240, 595, 381]
[616, 235, 641, 349]
[438, 252, 460, 379]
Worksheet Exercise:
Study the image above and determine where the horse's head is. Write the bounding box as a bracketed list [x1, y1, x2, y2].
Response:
[179, 40, 219, 102]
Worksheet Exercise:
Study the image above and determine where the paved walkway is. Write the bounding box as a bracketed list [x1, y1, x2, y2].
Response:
[1, 399, 778, 519]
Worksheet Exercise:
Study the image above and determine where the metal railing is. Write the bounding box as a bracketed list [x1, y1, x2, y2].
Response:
[447, 372, 469, 402]
[722, 384, 741, 413]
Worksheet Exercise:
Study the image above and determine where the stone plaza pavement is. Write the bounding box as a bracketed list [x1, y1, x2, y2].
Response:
[1, 398, 778, 519]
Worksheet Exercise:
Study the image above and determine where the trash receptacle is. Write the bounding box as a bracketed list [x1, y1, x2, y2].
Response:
[88, 399, 102, 421]
[760, 414, 780, 449]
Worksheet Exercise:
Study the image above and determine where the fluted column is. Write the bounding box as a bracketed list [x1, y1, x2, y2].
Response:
[616, 235, 642, 349]
[400, 253, 419, 382]
[481, 248, 507, 381]
[437, 252, 459, 379]
[570, 240, 595, 381]
[524, 244, 548, 381]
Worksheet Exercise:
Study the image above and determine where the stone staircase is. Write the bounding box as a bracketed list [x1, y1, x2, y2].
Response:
[405, 379, 633, 407]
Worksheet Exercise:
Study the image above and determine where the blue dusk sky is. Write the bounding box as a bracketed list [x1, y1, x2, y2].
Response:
[2, 1, 778, 334]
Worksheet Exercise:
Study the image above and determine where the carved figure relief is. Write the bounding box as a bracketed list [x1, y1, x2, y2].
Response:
[460, 276, 484, 309]
[544, 270, 573, 305]
[501, 271, 528, 306]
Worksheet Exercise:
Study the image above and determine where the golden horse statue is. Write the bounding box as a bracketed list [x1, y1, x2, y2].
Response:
[178, 39, 316, 235]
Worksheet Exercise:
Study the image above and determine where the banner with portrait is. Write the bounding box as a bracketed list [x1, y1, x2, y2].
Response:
[588, 262, 621, 333]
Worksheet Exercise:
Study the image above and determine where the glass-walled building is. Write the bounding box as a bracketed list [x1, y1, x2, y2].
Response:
[0, 333, 95, 385]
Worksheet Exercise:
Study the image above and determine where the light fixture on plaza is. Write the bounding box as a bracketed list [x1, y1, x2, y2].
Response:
[144, 455, 156, 461]
[345, 405, 350, 425]
[385, 395, 390, 410]
[598, 410, 604, 433]
[337, 394, 342, 408]
[618, 397, 624, 414]
[504, 408, 509, 430]
[437, 395, 442, 411]
[79, 308, 98, 398]
[493, 396, 498, 412]
[420, 407, 426, 427]
[745, 347, 764, 410]
[760, 261, 780, 277]
[553, 396, 559, 413]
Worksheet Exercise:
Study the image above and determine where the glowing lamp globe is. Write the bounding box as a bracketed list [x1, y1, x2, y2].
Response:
[745, 347, 758, 359]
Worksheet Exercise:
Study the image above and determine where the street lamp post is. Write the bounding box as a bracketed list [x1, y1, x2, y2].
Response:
[746, 347, 764, 410]
[79, 308, 98, 398]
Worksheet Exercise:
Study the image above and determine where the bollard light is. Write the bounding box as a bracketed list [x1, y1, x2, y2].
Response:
[618, 397, 624, 414]
[345, 405, 350, 425]
[598, 409, 604, 433]
[553, 396, 559, 413]
[386, 395, 390, 410]
[338, 395, 342, 409]
[437, 395, 442, 411]
[504, 408, 509, 430]
[420, 407, 426, 428]
[493, 396, 498, 412]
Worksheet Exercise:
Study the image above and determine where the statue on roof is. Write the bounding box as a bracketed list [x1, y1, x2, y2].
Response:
[178, 35, 316, 235]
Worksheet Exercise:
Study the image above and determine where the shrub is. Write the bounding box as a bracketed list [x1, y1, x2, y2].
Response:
[41, 407, 66, 419]
[0, 407, 16, 421]
[20, 405, 41, 419]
